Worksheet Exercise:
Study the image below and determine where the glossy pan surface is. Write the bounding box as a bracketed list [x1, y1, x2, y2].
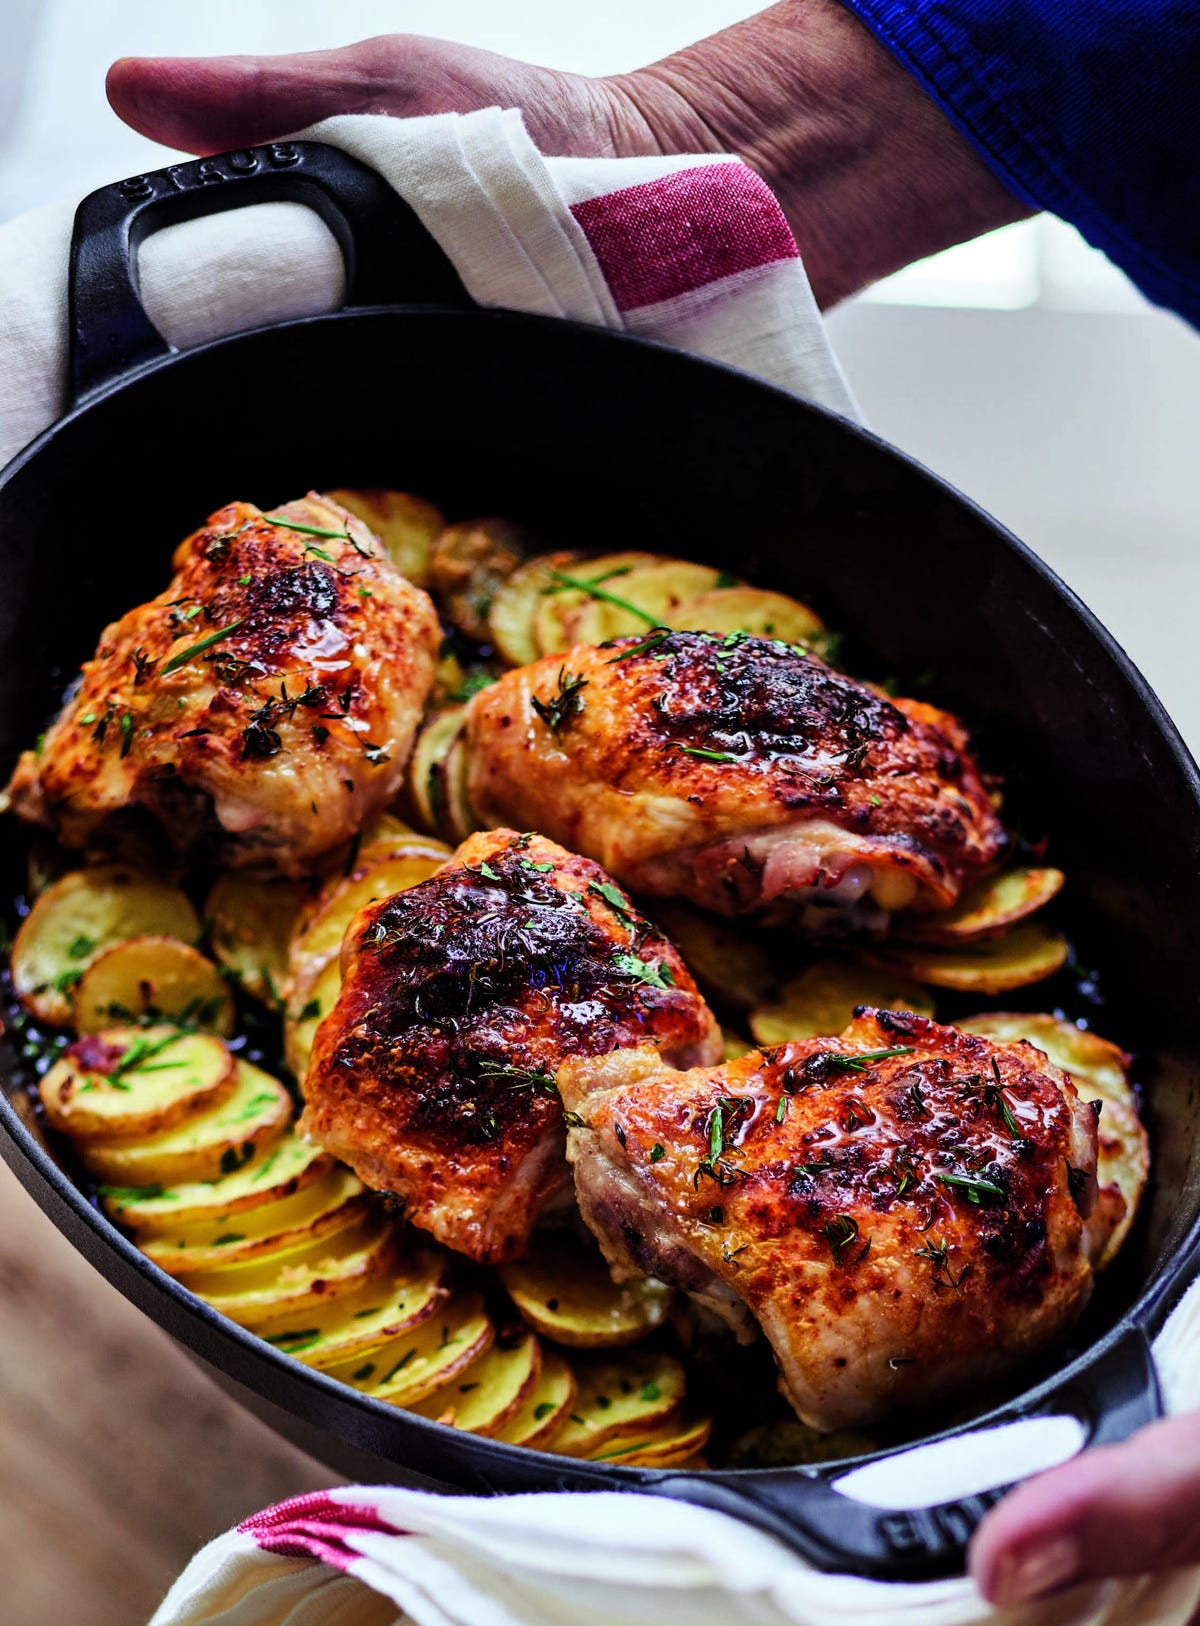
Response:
[1, 143, 1198, 1579]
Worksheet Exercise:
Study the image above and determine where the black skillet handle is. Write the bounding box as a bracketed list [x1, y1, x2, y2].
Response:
[68, 140, 470, 406]
[648, 1321, 1160, 1581]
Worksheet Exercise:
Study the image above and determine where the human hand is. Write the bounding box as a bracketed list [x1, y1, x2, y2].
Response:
[105, 1, 1028, 308]
[969, 1408, 1200, 1606]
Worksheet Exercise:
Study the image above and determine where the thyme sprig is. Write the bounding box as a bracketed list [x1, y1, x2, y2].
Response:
[531, 668, 587, 733]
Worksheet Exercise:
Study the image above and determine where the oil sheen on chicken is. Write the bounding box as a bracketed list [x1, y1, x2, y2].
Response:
[3, 495, 439, 875]
[466, 631, 1005, 934]
[558, 1008, 1101, 1431]
[301, 828, 721, 1263]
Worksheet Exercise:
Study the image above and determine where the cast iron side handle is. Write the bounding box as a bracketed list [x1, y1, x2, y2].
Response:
[648, 1322, 1160, 1580]
[67, 140, 469, 406]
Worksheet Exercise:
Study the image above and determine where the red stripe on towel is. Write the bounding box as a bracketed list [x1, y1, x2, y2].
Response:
[240, 1492, 402, 1569]
[570, 163, 798, 312]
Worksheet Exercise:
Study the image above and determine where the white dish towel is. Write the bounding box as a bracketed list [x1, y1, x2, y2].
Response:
[0, 106, 1194, 1626]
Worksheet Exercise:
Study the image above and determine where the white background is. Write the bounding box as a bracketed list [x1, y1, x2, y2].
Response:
[2, 0, 1197, 743]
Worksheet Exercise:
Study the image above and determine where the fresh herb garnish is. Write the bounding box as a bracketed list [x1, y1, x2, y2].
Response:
[262, 513, 352, 543]
[612, 952, 674, 991]
[531, 667, 588, 733]
[677, 745, 739, 763]
[588, 878, 637, 930]
[160, 617, 248, 677]
[936, 1171, 1006, 1205]
[544, 568, 659, 628]
[606, 629, 672, 663]
[824, 1213, 862, 1265]
[915, 1237, 969, 1293]
[649, 1143, 666, 1163]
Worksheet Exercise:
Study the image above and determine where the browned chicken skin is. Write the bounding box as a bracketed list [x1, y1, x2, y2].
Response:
[4, 495, 439, 875]
[559, 1009, 1100, 1431]
[301, 828, 721, 1263]
[466, 632, 1005, 934]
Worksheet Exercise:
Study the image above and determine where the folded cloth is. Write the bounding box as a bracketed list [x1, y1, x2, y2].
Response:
[0, 106, 1192, 1626]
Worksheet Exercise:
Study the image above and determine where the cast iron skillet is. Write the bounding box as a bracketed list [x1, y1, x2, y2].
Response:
[1, 141, 1199, 1582]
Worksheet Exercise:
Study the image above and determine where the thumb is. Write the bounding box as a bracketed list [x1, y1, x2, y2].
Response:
[968, 1408, 1200, 1607]
[106, 35, 640, 160]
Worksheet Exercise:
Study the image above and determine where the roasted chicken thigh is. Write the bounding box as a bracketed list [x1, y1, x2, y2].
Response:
[559, 1008, 1100, 1430]
[302, 828, 721, 1262]
[466, 632, 1005, 934]
[4, 494, 439, 875]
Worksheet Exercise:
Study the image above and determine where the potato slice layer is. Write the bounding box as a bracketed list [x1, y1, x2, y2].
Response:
[189, 1215, 395, 1329]
[205, 875, 313, 1008]
[568, 560, 723, 646]
[897, 867, 1065, 945]
[550, 1351, 686, 1457]
[487, 550, 582, 667]
[500, 1234, 671, 1348]
[74, 936, 234, 1036]
[589, 1414, 713, 1466]
[285, 958, 342, 1084]
[428, 518, 528, 641]
[287, 846, 447, 994]
[750, 960, 935, 1047]
[102, 1130, 331, 1234]
[494, 1346, 577, 1448]
[531, 551, 661, 658]
[410, 1327, 540, 1436]
[869, 923, 1069, 994]
[672, 586, 826, 647]
[40, 1026, 234, 1142]
[322, 488, 444, 586]
[79, 1058, 291, 1186]
[12, 865, 200, 1026]
[406, 707, 468, 842]
[282, 1250, 451, 1370]
[341, 1291, 494, 1407]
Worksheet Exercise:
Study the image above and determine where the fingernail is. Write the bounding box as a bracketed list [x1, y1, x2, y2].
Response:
[991, 1537, 1081, 1606]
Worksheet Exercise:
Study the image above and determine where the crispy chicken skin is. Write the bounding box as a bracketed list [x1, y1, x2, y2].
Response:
[558, 1008, 1100, 1431]
[466, 632, 1005, 934]
[301, 828, 721, 1263]
[4, 495, 438, 875]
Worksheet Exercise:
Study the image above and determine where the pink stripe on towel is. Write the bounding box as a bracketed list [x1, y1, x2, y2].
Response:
[240, 1491, 404, 1569]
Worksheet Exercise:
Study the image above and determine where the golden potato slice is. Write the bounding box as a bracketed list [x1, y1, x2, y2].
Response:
[671, 586, 827, 648]
[39, 1026, 235, 1143]
[549, 1351, 687, 1457]
[428, 518, 529, 641]
[79, 1059, 291, 1186]
[323, 488, 444, 586]
[287, 847, 448, 995]
[494, 1345, 577, 1449]
[960, 1012, 1147, 1269]
[74, 936, 234, 1037]
[500, 1234, 671, 1348]
[280, 1249, 451, 1370]
[11, 865, 200, 1026]
[410, 1327, 541, 1436]
[488, 550, 583, 667]
[439, 731, 480, 845]
[101, 1130, 332, 1234]
[532, 551, 662, 658]
[568, 560, 724, 647]
[140, 1165, 367, 1275]
[339, 1290, 494, 1407]
[285, 958, 342, 1084]
[189, 1215, 396, 1330]
[896, 867, 1065, 945]
[589, 1414, 713, 1466]
[205, 874, 313, 1007]
[750, 960, 935, 1047]
[868, 923, 1069, 994]
[649, 902, 775, 1014]
[405, 707, 468, 842]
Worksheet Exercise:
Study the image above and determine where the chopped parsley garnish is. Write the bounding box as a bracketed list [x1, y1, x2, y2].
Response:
[67, 934, 96, 960]
[118, 711, 134, 757]
[649, 1143, 666, 1163]
[588, 878, 637, 929]
[612, 952, 674, 991]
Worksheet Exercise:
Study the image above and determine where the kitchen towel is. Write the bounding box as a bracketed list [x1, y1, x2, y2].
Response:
[0, 105, 1190, 1626]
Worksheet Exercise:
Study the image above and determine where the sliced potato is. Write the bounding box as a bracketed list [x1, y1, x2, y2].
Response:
[649, 902, 776, 1014]
[494, 1346, 577, 1449]
[896, 867, 1065, 945]
[500, 1233, 671, 1349]
[567, 560, 723, 647]
[549, 1351, 687, 1457]
[11, 865, 200, 1026]
[285, 957, 342, 1084]
[410, 1327, 541, 1436]
[39, 1026, 235, 1142]
[140, 1165, 367, 1275]
[439, 732, 480, 845]
[750, 960, 935, 1047]
[281, 1249, 451, 1371]
[339, 1290, 494, 1407]
[79, 1059, 292, 1186]
[671, 585, 826, 648]
[589, 1414, 713, 1466]
[960, 1012, 1147, 1268]
[205, 874, 312, 1007]
[868, 923, 1069, 995]
[323, 488, 444, 586]
[189, 1215, 396, 1330]
[101, 1130, 332, 1234]
[287, 847, 447, 996]
[406, 706, 467, 841]
[488, 550, 583, 667]
[428, 518, 529, 641]
[532, 551, 661, 659]
[74, 936, 234, 1037]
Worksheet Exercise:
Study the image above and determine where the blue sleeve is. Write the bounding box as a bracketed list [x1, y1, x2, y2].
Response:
[836, 0, 1200, 326]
